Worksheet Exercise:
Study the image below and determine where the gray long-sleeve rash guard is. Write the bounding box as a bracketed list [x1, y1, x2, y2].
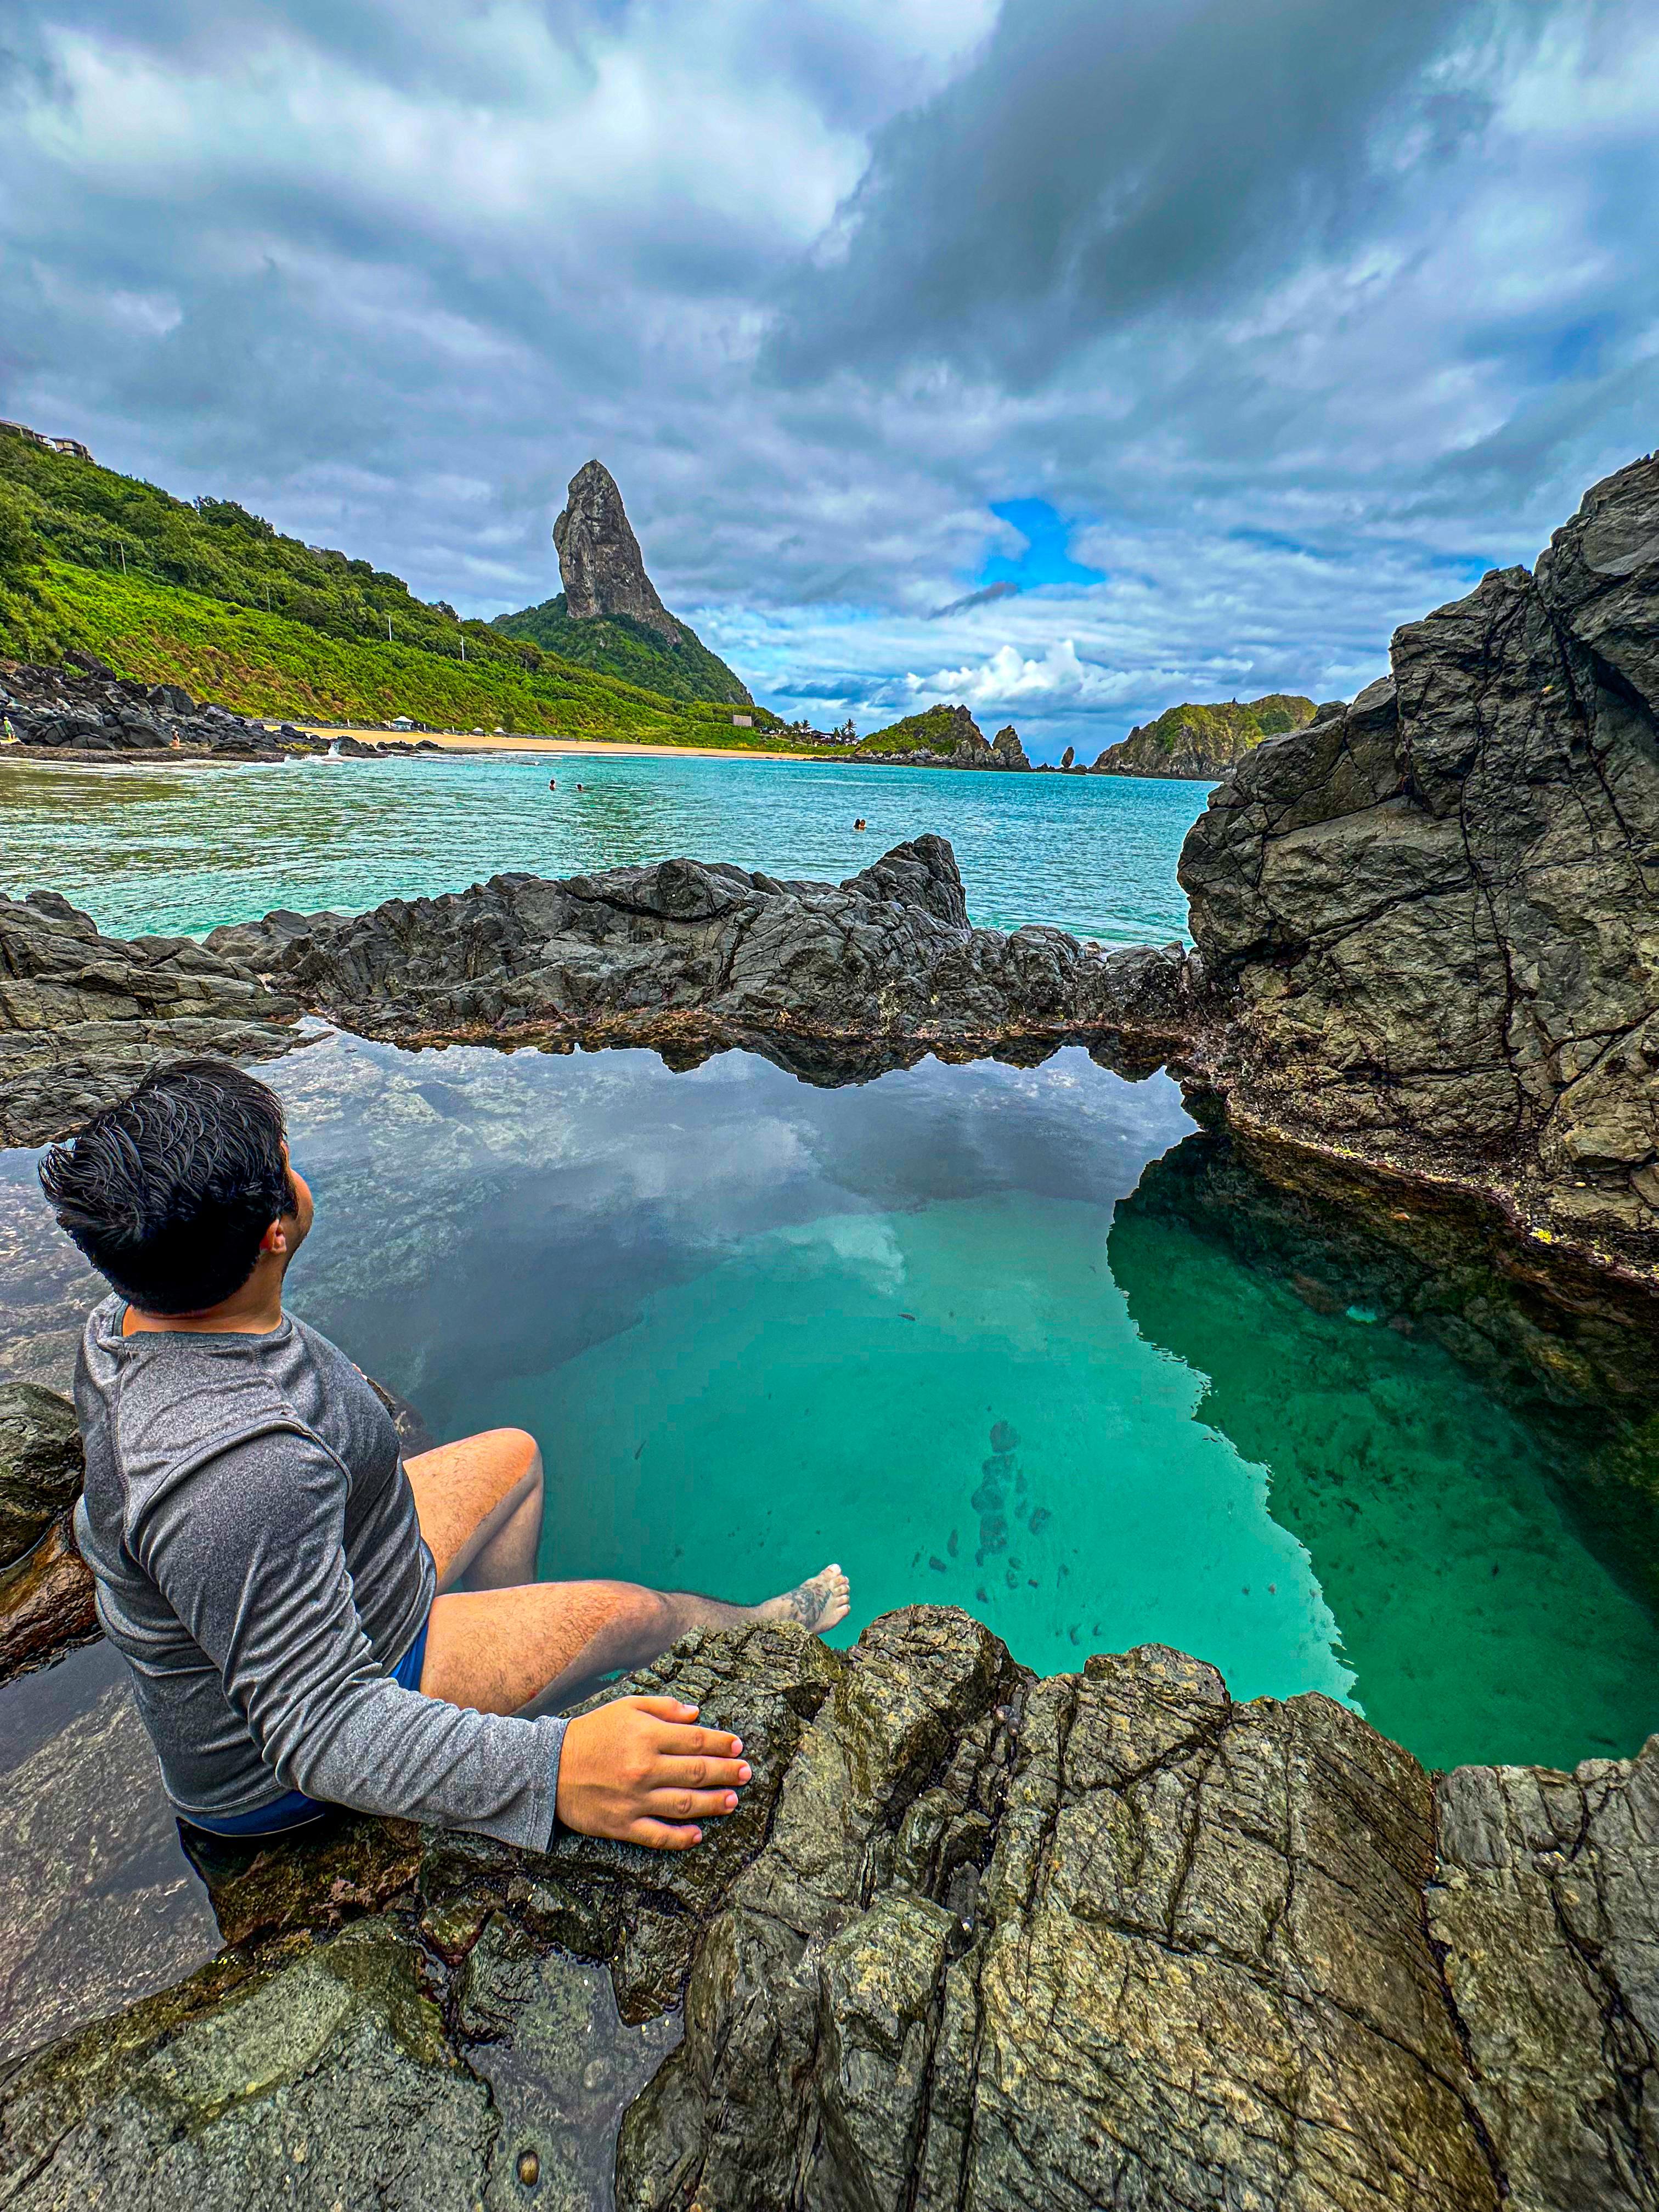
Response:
[72, 1295, 566, 1850]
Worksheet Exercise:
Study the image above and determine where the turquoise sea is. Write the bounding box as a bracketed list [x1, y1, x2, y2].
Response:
[0, 748, 1197, 945]
[3, 747, 1657, 1780]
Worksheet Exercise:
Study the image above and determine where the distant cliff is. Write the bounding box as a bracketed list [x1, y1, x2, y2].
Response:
[1093, 692, 1327, 779]
[493, 460, 753, 708]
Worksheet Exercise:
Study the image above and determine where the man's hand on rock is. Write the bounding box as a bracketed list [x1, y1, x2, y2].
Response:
[556, 1696, 751, 1849]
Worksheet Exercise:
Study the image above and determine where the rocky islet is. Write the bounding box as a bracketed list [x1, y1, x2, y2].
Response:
[1091, 692, 1330, 780]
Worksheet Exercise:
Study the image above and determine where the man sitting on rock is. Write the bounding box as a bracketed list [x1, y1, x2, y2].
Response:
[39, 1059, 850, 1853]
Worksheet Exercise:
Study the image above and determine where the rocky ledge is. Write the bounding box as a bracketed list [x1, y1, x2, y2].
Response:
[201, 832, 1191, 1082]
[0, 652, 311, 759]
[2, 1608, 1654, 2210]
[1, 841, 1191, 1144]
[0, 890, 302, 1149]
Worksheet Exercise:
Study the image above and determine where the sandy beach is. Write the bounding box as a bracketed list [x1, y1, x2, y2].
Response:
[298, 726, 820, 763]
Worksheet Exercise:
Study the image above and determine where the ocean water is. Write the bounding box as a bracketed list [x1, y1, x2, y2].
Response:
[7, 1029, 1655, 1778]
[0, 747, 1199, 946]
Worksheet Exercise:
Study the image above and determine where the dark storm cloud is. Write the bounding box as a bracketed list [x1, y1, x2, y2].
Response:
[768, 0, 1497, 386]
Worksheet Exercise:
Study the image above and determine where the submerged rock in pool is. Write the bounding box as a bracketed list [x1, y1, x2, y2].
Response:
[0, 1681, 220, 2063]
[4, 1606, 1654, 2209]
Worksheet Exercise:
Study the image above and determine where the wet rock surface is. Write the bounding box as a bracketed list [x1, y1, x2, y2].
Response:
[4, 1608, 1650, 2210]
[0, 1384, 81, 1565]
[205, 834, 1197, 1080]
[0, 1514, 98, 1691]
[0, 1681, 220, 2064]
[0, 889, 302, 1148]
[1180, 453, 1659, 1290]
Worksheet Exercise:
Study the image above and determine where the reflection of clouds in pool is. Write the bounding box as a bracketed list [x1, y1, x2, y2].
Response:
[772, 1214, 907, 1289]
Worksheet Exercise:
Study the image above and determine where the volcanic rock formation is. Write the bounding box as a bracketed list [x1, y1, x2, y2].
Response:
[4, 1604, 1655, 2209]
[0, 891, 302, 1150]
[202, 836, 1193, 1082]
[0, 659, 314, 759]
[1179, 453, 1659, 1287]
[1, 843, 1186, 1141]
[1093, 693, 1325, 780]
[553, 459, 681, 642]
[855, 705, 1033, 770]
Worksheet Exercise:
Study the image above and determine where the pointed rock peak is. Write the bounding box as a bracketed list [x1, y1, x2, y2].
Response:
[552, 460, 680, 644]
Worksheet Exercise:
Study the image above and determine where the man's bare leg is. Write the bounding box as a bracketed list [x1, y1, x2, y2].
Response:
[404, 1429, 543, 1591]
[420, 1571, 851, 1850]
[404, 1428, 851, 1850]
[419, 1564, 851, 1718]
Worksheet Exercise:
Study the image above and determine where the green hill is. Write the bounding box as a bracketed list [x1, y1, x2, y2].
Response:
[854, 703, 977, 753]
[492, 593, 751, 707]
[0, 426, 777, 743]
[13, 562, 792, 742]
[1092, 693, 1325, 780]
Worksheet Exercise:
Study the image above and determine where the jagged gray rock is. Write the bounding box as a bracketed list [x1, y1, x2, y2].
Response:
[1433, 1745, 1659, 2212]
[0, 891, 302, 1148]
[0, 659, 299, 758]
[1180, 452, 1659, 1285]
[205, 836, 1196, 1081]
[553, 459, 680, 643]
[0, 1382, 81, 1566]
[5, 1611, 1651, 2209]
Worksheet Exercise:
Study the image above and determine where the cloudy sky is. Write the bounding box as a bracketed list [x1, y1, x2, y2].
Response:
[2, 0, 1655, 757]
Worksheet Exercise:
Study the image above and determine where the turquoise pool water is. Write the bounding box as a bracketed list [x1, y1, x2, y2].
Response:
[0, 748, 1199, 946]
[9, 1029, 1651, 1774]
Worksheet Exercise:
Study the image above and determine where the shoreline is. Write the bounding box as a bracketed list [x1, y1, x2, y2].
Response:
[297, 726, 822, 763]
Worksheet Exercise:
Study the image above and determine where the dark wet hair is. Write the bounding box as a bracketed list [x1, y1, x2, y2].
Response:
[38, 1059, 295, 1314]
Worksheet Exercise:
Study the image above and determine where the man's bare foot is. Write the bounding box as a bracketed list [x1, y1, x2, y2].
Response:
[758, 1564, 851, 1635]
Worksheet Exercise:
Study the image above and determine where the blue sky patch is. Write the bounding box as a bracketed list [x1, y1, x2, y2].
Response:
[980, 499, 1105, 590]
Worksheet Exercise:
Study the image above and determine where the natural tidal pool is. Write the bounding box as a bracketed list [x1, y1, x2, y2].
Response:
[7, 1030, 1658, 1783]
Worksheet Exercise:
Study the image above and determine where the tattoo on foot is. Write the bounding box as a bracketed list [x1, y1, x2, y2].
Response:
[761, 1563, 851, 1636]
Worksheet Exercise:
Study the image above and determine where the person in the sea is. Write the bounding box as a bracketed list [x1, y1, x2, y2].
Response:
[38, 1059, 851, 1855]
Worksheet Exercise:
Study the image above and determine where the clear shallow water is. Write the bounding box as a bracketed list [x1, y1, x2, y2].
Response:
[0, 749, 1201, 946]
[7, 1030, 1655, 1774]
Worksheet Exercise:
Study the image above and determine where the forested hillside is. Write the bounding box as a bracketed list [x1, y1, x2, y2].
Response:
[492, 592, 752, 706]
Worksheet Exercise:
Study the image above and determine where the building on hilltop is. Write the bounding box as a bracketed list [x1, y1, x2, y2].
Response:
[0, 420, 94, 464]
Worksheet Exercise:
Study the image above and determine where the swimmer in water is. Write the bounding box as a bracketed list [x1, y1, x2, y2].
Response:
[549, 777, 557, 790]
[854, 817, 867, 832]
